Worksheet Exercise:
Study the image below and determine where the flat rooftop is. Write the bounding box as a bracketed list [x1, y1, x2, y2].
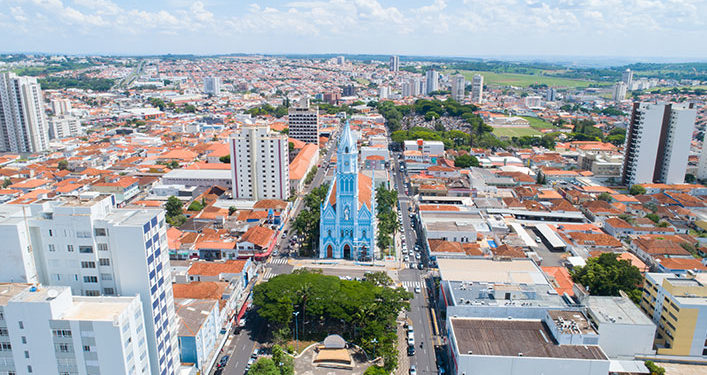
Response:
[586, 296, 655, 326]
[0, 283, 31, 305]
[450, 318, 606, 360]
[548, 310, 597, 335]
[62, 298, 136, 321]
[438, 258, 549, 286]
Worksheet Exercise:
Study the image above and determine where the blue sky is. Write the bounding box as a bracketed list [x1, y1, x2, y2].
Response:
[1, 0, 706, 59]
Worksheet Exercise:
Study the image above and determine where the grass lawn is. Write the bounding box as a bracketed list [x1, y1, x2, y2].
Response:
[354, 78, 370, 86]
[493, 127, 542, 138]
[520, 116, 555, 129]
[446, 69, 602, 88]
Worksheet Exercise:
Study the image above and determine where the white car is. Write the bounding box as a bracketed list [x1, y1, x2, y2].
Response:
[407, 336, 415, 346]
[414, 286, 421, 294]
[404, 256, 410, 262]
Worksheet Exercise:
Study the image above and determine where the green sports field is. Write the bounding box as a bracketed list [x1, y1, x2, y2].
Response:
[492, 127, 543, 138]
[446, 70, 602, 88]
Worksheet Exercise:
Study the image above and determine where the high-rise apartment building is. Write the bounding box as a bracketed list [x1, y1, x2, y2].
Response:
[640, 272, 707, 357]
[0, 194, 180, 375]
[451, 74, 465, 102]
[389, 55, 399, 72]
[1, 284, 151, 375]
[622, 69, 634, 88]
[48, 115, 82, 140]
[336, 56, 345, 65]
[425, 70, 439, 94]
[401, 81, 412, 97]
[697, 141, 707, 180]
[546, 87, 557, 102]
[203, 77, 221, 96]
[0, 72, 49, 153]
[230, 124, 290, 201]
[621, 102, 697, 186]
[471, 74, 484, 103]
[612, 82, 627, 102]
[50, 98, 72, 115]
[342, 84, 355, 97]
[287, 98, 319, 145]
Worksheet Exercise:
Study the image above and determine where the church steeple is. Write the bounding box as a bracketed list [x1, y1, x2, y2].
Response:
[337, 120, 357, 174]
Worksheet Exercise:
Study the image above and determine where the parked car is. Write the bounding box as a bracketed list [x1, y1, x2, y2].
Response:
[217, 355, 229, 368]
[407, 345, 416, 356]
[410, 364, 417, 375]
[251, 348, 259, 359]
[418, 263, 424, 270]
[407, 336, 415, 346]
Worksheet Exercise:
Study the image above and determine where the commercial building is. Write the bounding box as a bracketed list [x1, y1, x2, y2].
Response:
[0, 284, 151, 375]
[203, 77, 222, 96]
[426, 70, 439, 94]
[389, 55, 399, 72]
[621, 102, 697, 186]
[471, 74, 484, 103]
[0, 72, 49, 153]
[640, 272, 707, 357]
[229, 124, 290, 200]
[612, 81, 627, 102]
[451, 75, 465, 102]
[287, 98, 319, 145]
[0, 193, 180, 374]
[585, 295, 656, 358]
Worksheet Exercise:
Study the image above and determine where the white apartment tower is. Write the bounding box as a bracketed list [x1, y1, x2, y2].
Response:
[451, 75, 465, 102]
[203, 77, 222, 96]
[229, 124, 290, 201]
[425, 70, 439, 94]
[698, 141, 707, 180]
[50, 98, 72, 115]
[0, 72, 49, 153]
[0, 194, 181, 375]
[401, 81, 412, 97]
[0, 284, 151, 375]
[48, 115, 82, 140]
[389, 55, 400, 72]
[471, 74, 484, 103]
[287, 98, 319, 145]
[622, 69, 634, 88]
[612, 82, 627, 102]
[622, 102, 697, 186]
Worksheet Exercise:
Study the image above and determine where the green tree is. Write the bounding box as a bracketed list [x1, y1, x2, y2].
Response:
[2, 178, 11, 188]
[571, 253, 643, 302]
[645, 213, 660, 223]
[597, 192, 612, 202]
[644, 361, 665, 375]
[219, 155, 230, 164]
[248, 358, 280, 375]
[187, 200, 204, 212]
[165, 196, 183, 218]
[291, 183, 329, 254]
[229, 206, 237, 216]
[364, 366, 388, 375]
[629, 185, 646, 195]
[363, 271, 393, 287]
[57, 160, 69, 170]
[167, 160, 180, 169]
[271, 345, 294, 375]
[685, 173, 696, 183]
[454, 154, 479, 168]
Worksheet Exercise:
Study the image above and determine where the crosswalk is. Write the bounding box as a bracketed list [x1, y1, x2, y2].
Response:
[262, 268, 276, 281]
[267, 258, 288, 265]
[401, 281, 422, 290]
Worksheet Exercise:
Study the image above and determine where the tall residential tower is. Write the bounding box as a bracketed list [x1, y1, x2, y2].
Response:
[287, 98, 319, 145]
[0, 72, 49, 153]
[621, 102, 697, 186]
[471, 74, 484, 103]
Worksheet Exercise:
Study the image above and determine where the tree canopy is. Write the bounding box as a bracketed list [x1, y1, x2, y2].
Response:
[570, 253, 643, 302]
[454, 154, 479, 168]
[291, 183, 329, 255]
[629, 185, 647, 196]
[253, 270, 411, 372]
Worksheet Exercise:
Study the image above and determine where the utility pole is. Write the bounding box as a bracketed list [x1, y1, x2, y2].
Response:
[293, 311, 300, 353]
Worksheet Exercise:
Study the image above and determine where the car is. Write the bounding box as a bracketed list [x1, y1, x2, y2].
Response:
[251, 348, 259, 359]
[414, 286, 421, 294]
[418, 263, 424, 270]
[407, 326, 414, 334]
[415, 253, 421, 260]
[217, 355, 229, 368]
[407, 345, 416, 356]
[220, 328, 227, 334]
[403, 256, 409, 262]
[239, 318, 246, 327]
[246, 357, 256, 368]
[410, 364, 417, 375]
[535, 237, 542, 243]
[407, 336, 415, 346]
[409, 263, 416, 269]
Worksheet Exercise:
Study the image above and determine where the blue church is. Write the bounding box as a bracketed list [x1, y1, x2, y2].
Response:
[319, 122, 376, 260]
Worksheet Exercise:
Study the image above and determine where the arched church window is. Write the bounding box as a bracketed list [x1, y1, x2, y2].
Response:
[362, 230, 366, 238]
[328, 229, 332, 237]
[345, 147, 349, 153]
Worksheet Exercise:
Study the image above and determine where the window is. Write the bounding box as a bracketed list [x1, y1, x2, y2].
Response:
[79, 246, 93, 254]
[67, 245, 74, 252]
[97, 243, 109, 251]
[101, 273, 112, 281]
[83, 276, 98, 283]
[81, 261, 96, 269]
[21, 336, 26, 344]
[99, 258, 110, 266]
[0, 329, 7, 336]
[53, 330, 72, 338]
[94, 228, 107, 236]
[76, 231, 91, 238]
[48, 229, 53, 237]
[18, 321, 23, 329]
[0, 342, 11, 351]
[24, 350, 29, 358]
[48, 244, 55, 252]
[104, 288, 114, 295]
[83, 345, 91, 352]
[27, 365, 32, 373]
[57, 343, 71, 352]
[85, 290, 100, 296]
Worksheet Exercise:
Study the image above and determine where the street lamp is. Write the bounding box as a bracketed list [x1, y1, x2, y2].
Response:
[293, 311, 300, 353]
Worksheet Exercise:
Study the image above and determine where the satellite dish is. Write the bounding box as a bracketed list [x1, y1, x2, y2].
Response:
[47, 289, 59, 298]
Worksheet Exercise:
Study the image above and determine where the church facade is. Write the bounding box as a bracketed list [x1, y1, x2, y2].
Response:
[319, 122, 376, 260]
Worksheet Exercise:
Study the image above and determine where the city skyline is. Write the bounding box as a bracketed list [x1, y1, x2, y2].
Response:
[1, 0, 706, 59]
